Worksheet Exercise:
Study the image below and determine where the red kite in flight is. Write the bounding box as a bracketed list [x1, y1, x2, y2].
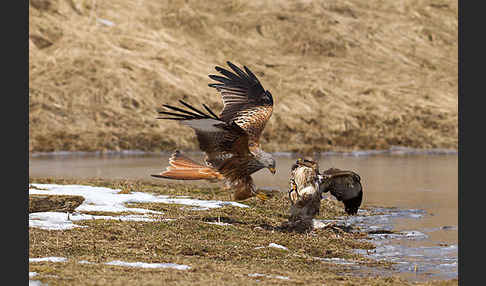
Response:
[152, 62, 276, 201]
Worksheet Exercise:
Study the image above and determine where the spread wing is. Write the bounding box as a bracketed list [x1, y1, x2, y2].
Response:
[208, 61, 273, 143]
[158, 100, 250, 168]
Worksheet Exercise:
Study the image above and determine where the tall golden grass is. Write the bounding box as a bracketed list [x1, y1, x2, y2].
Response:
[29, 0, 457, 153]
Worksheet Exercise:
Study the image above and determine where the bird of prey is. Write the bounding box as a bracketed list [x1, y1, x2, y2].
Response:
[152, 61, 276, 201]
[287, 158, 323, 230]
[319, 167, 363, 215]
[289, 158, 363, 215]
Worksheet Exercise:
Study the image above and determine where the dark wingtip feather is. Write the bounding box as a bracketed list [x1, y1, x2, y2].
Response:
[178, 100, 209, 117]
[226, 61, 249, 81]
[157, 101, 221, 122]
[243, 65, 261, 84]
[160, 104, 203, 118]
[215, 66, 242, 82]
[202, 103, 219, 120]
[208, 74, 232, 85]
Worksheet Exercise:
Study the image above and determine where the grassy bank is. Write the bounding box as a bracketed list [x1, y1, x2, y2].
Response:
[29, 177, 457, 285]
[29, 0, 457, 154]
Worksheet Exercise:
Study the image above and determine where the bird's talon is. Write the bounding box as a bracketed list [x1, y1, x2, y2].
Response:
[256, 192, 268, 201]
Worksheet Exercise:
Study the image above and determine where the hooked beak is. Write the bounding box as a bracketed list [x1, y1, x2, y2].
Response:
[268, 167, 276, 175]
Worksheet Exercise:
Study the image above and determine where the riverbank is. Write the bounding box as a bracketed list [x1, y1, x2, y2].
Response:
[29, 177, 457, 285]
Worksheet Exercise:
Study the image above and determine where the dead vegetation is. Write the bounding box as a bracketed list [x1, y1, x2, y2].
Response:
[29, 0, 457, 153]
[29, 177, 458, 285]
[29, 194, 85, 213]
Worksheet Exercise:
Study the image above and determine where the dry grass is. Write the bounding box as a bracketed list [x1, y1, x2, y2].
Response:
[29, 0, 457, 153]
[29, 177, 458, 285]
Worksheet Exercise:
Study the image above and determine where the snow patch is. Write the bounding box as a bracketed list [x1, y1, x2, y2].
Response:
[29, 212, 158, 230]
[29, 183, 248, 230]
[248, 273, 290, 280]
[29, 257, 67, 263]
[268, 243, 288, 250]
[255, 243, 289, 250]
[29, 184, 248, 211]
[104, 260, 190, 270]
[205, 221, 232, 226]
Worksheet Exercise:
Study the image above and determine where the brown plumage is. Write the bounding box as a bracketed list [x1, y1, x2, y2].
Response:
[152, 61, 276, 201]
[288, 158, 363, 216]
[287, 159, 323, 231]
[319, 167, 363, 215]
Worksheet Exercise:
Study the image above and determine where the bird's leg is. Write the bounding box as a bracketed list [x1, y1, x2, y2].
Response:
[222, 182, 233, 201]
[255, 192, 268, 202]
[254, 187, 281, 201]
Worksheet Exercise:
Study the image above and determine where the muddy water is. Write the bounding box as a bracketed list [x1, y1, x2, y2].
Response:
[29, 151, 458, 281]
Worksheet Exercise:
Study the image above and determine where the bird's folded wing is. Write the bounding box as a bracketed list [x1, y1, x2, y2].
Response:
[217, 155, 263, 181]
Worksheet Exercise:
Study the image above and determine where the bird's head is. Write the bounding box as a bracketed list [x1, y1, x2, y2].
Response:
[268, 158, 276, 175]
[259, 152, 276, 175]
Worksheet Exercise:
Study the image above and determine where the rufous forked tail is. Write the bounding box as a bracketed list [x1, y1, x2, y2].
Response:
[151, 151, 223, 181]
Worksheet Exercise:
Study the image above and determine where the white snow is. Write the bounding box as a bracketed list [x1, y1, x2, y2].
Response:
[255, 243, 289, 251]
[159, 197, 248, 209]
[248, 273, 290, 280]
[29, 184, 161, 214]
[29, 212, 158, 230]
[29, 270, 44, 286]
[29, 184, 248, 211]
[104, 260, 190, 270]
[29, 183, 248, 230]
[205, 221, 232, 226]
[312, 220, 337, 229]
[29, 212, 88, 230]
[29, 257, 67, 263]
[268, 243, 288, 250]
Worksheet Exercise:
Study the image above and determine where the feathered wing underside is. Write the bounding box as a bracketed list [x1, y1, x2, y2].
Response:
[158, 100, 250, 168]
[208, 61, 274, 142]
[151, 151, 223, 181]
